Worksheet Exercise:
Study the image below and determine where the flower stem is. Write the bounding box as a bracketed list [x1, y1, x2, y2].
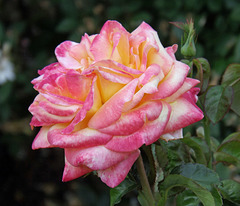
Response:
[136, 154, 155, 206]
[203, 117, 212, 168]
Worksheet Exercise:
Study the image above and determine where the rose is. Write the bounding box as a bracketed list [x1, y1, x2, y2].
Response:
[29, 21, 203, 188]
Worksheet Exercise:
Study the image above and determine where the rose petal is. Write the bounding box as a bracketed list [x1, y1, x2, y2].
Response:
[29, 97, 76, 126]
[98, 101, 162, 136]
[48, 125, 112, 148]
[164, 78, 200, 103]
[62, 158, 92, 182]
[148, 60, 190, 100]
[38, 100, 79, 116]
[69, 34, 95, 66]
[62, 76, 97, 134]
[91, 21, 129, 62]
[41, 93, 83, 106]
[105, 101, 171, 152]
[55, 41, 82, 69]
[88, 79, 138, 129]
[161, 129, 183, 141]
[132, 22, 173, 75]
[32, 126, 52, 149]
[165, 44, 178, 60]
[65, 146, 132, 170]
[98, 70, 133, 84]
[123, 66, 164, 112]
[98, 150, 140, 188]
[163, 89, 204, 134]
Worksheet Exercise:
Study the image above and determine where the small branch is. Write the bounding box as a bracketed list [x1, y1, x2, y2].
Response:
[136, 154, 155, 206]
[203, 117, 212, 168]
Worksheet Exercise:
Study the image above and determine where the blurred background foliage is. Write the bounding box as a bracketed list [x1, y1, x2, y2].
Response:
[0, 0, 239, 205]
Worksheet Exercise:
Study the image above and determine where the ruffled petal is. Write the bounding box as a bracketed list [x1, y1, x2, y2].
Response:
[88, 79, 138, 129]
[32, 126, 52, 149]
[29, 95, 77, 126]
[62, 158, 92, 182]
[48, 124, 112, 148]
[165, 44, 178, 60]
[148, 60, 190, 100]
[164, 78, 200, 103]
[161, 129, 183, 141]
[98, 101, 162, 136]
[65, 146, 132, 170]
[105, 101, 171, 152]
[163, 88, 204, 134]
[55, 41, 82, 69]
[98, 150, 140, 188]
[123, 65, 164, 112]
[91, 21, 129, 62]
[132, 22, 174, 75]
[62, 76, 97, 134]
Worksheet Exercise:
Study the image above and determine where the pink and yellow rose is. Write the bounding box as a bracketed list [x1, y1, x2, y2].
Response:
[29, 21, 203, 188]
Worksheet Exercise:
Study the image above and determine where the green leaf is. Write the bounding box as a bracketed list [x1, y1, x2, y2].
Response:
[222, 132, 240, 144]
[110, 178, 138, 206]
[171, 163, 220, 189]
[221, 64, 240, 87]
[193, 58, 211, 94]
[137, 191, 150, 206]
[210, 186, 223, 206]
[154, 143, 169, 169]
[214, 151, 240, 167]
[221, 64, 240, 116]
[181, 137, 207, 165]
[218, 179, 240, 204]
[215, 132, 240, 166]
[159, 174, 215, 206]
[176, 190, 200, 206]
[231, 80, 240, 116]
[204, 85, 233, 124]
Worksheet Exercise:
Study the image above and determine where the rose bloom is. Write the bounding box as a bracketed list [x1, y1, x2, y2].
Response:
[29, 21, 203, 188]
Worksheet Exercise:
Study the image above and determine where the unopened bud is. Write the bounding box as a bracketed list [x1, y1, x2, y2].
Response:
[181, 33, 196, 58]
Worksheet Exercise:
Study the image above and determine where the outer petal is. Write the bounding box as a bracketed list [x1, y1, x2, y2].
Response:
[32, 126, 52, 149]
[48, 125, 112, 148]
[69, 34, 95, 66]
[62, 158, 92, 182]
[161, 129, 183, 141]
[62, 76, 97, 134]
[131, 22, 159, 48]
[164, 78, 200, 103]
[105, 101, 171, 152]
[132, 22, 174, 75]
[165, 44, 178, 60]
[37, 100, 79, 116]
[41, 93, 83, 106]
[148, 60, 190, 100]
[91, 21, 129, 62]
[65, 146, 133, 170]
[88, 79, 138, 129]
[98, 150, 140, 188]
[123, 65, 164, 112]
[98, 101, 162, 136]
[55, 41, 82, 69]
[29, 95, 77, 126]
[163, 88, 204, 134]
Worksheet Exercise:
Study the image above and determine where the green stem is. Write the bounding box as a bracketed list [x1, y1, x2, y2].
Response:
[203, 117, 212, 168]
[136, 154, 155, 206]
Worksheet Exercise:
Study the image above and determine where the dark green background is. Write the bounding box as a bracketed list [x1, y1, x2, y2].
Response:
[0, 0, 239, 205]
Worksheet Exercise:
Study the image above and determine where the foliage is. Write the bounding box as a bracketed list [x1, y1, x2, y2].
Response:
[0, 0, 240, 205]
